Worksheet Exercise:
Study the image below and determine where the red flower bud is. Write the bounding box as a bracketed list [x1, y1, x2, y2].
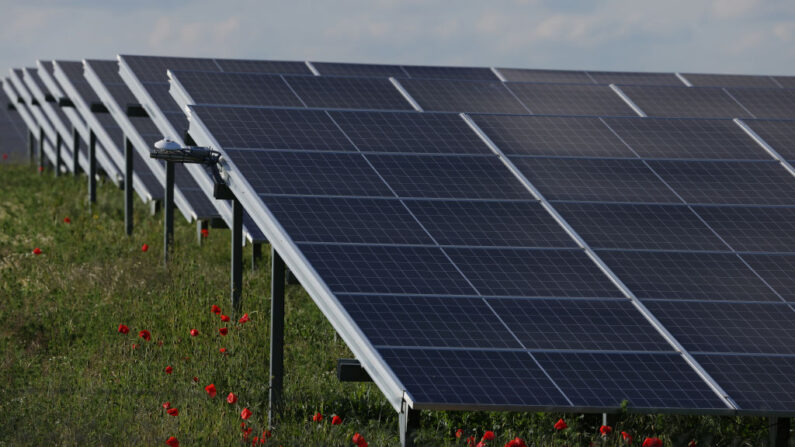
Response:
[201, 228, 209, 238]
[32, 247, 42, 255]
[554, 418, 567, 430]
[141, 243, 148, 252]
[118, 324, 129, 334]
[164, 365, 173, 374]
[190, 329, 199, 337]
[63, 217, 71, 223]
[162, 402, 171, 409]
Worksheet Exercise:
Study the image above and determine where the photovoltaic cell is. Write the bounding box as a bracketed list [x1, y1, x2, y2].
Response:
[648, 160, 795, 206]
[693, 205, 795, 253]
[496, 68, 592, 84]
[299, 244, 475, 295]
[512, 158, 681, 203]
[261, 196, 433, 244]
[170, 70, 303, 107]
[603, 117, 769, 160]
[472, 114, 634, 158]
[598, 250, 781, 301]
[311, 62, 407, 78]
[683, 73, 779, 88]
[215, 58, 311, 75]
[122, 55, 220, 83]
[190, 106, 353, 151]
[328, 110, 492, 154]
[555, 202, 727, 251]
[86, 59, 122, 85]
[644, 301, 795, 354]
[506, 82, 636, 116]
[445, 247, 624, 298]
[774, 76, 795, 88]
[406, 200, 577, 248]
[487, 298, 671, 351]
[618, 85, 752, 119]
[226, 149, 392, 197]
[144, 82, 182, 113]
[586, 71, 683, 86]
[742, 119, 795, 161]
[164, 111, 188, 134]
[398, 78, 528, 114]
[727, 87, 795, 119]
[380, 348, 570, 408]
[337, 295, 522, 348]
[368, 154, 532, 200]
[534, 352, 728, 410]
[741, 254, 795, 302]
[695, 354, 795, 413]
[285, 75, 414, 110]
[401, 65, 498, 81]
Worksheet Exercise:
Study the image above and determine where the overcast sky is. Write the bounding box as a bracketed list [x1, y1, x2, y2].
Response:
[1, 0, 794, 76]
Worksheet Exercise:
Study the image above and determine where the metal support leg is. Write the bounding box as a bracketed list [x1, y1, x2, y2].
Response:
[72, 127, 80, 175]
[27, 130, 34, 165]
[197, 219, 208, 245]
[150, 199, 161, 216]
[231, 200, 243, 313]
[251, 242, 263, 271]
[38, 127, 44, 174]
[55, 134, 62, 177]
[770, 417, 791, 447]
[399, 401, 420, 447]
[124, 137, 134, 236]
[268, 248, 285, 428]
[88, 131, 97, 205]
[163, 161, 175, 265]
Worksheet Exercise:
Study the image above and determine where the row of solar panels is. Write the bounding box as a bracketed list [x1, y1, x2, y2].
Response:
[1, 57, 794, 418]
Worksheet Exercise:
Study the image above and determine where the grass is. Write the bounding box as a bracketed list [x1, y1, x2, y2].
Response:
[0, 163, 779, 446]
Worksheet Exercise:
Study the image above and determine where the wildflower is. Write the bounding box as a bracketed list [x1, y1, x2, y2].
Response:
[205, 383, 217, 398]
[2, 154, 6, 160]
[456, 429, 463, 438]
[554, 418, 567, 430]
[132, 344, 137, 349]
[211, 304, 221, 314]
[466, 435, 476, 447]
[141, 243, 148, 252]
[201, 228, 209, 238]
[688, 441, 697, 447]
[164, 365, 173, 374]
[331, 415, 342, 425]
[162, 402, 171, 409]
[221, 314, 230, 322]
[239, 313, 250, 324]
[643, 438, 663, 447]
[622, 432, 633, 444]
[63, 217, 71, 223]
[138, 330, 151, 341]
[227, 392, 237, 404]
[165, 436, 179, 447]
[192, 376, 199, 383]
[241, 408, 252, 420]
[482, 430, 495, 441]
[476, 443, 486, 447]
[220, 347, 227, 354]
[600, 425, 613, 436]
[352, 433, 368, 447]
[190, 329, 199, 337]
[118, 324, 129, 334]
[38, 166, 44, 172]
[313, 412, 323, 422]
[167, 408, 178, 416]
[32, 247, 42, 255]
[219, 327, 228, 336]
[506, 438, 527, 447]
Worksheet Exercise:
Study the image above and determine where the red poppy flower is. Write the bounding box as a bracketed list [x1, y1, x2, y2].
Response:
[312, 412, 322, 422]
[600, 425, 613, 436]
[622, 432, 633, 444]
[642, 438, 663, 447]
[219, 347, 227, 354]
[162, 402, 171, 409]
[506, 438, 527, 447]
[466, 435, 476, 447]
[201, 228, 209, 238]
[241, 408, 252, 420]
[211, 304, 221, 314]
[32, 247, 42, 255]
[227, 392, 237, 404]
[190, 329, 199, 337]
[2, 154, 7, 160]
[219, 327, 228, 336]
[205, 383, 216, 398]
[554, 418, 567, 430]
[138, 330, 151, 341]
[238, 313, 249, 324]
[482, 430, 495, 441]
[141, 243, 148, 252]
[220, 314, 230, 322]
[63, 217, 71, 224]
[455, 429, 463, 438]
[352, 433, 368, 447]
[164, 365, 173, 374]
[132, 343, 137, 349]
[192, 376, 199, 383]
[118, 324, 129, 334]
[166, 407, 178, 416]
[475, 442, 485, 447]
[688, 441, 697, 447]
[38, 166, 44, 172]
[165, 436, 179, 447]
[331, 415, 342, 425]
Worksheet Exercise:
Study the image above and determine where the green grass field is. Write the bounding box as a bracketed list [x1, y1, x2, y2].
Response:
[0, 164, 778, 446]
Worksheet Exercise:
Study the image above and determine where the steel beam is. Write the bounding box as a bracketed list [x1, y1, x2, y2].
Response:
[124, 136, 134, 236]
[268, 248, 285, 427]
[231, 198, 243, 314]
[163, 160, 174, 265]
[88, 130, 97, 205]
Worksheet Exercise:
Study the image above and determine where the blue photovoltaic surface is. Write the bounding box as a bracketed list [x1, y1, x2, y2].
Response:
[506, 82, 636, 116]
[695, 355, 795, 413]
[401, 65, 498, 81]
[692, 205, 795, 253]
[618, 85, 752, 119]
[742, 119, 795, 161]
[496, 68, 592, 84]
[728, 87, 795, 120]
[311, 62, 407, 78]
[586, 71, 682, 86]
[398, 78, 528, 114]
[285, 75, 414, 110]
[683, 73, 779, 88]
[170, 70, 303, 108]
[214, 59, 310, 75]
[741, 254, 795, 302]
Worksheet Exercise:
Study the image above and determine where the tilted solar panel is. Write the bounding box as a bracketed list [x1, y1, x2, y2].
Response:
[682, 73, 779, 88]
[506, 82, 636, 116]
[618, 85, 752, 118]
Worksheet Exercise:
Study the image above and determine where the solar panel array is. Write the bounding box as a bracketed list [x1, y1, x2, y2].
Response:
[2, 55, 794, 418]
[0, 80, 28, 163]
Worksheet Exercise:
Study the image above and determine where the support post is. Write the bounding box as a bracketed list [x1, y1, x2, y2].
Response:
[150, 199, 161, 216]
[399, 401, 420, 447]
[38, 127, 44, 174]
[251, 242, 263, 271]
[197, 219, 208, 245]
[770, 417, 791, 447]
[163, 160, 174, 265]
[88, 130, 97, 205]
[27, 130, 34, 165]
[124, 136, 134, 236]
[231, 199, 243, 314]
[268, 248, 285, 428]
[55, 133, 62, 177]
[71, 127, 80, 175]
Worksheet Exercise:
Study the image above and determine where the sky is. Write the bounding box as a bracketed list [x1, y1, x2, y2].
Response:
[1, 0, 794, 76]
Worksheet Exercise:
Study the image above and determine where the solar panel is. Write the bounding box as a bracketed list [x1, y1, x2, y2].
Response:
[285, 75, 414, 110]
[169, 70, 303, 108]
[773, 76, 795, 88]
[682, 73, 779, 88]
[727, 87, 795, 119]
[618, 85, 752, 118]
[25, 64, 76, 169]
[9, 68, 59, 167]
[401, 65, 498, 81]
[214, 58, 310, 75]
[122, 55, 219, 83]
[695, 355, 795, 413]
[496, 68, 593, 84]
[311, 62, 408, 78]
[741, 254, 795, 302]
[742, 119, 795, 161]
[3, 76, 40, 153]
[586, 71, 683, 86]
[506, 82, 636, 116]
[693, 205, 795, 253]
[471, 114, 634, 158]
[0, 84, 27, 163]
[398, 78, 528, 113]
